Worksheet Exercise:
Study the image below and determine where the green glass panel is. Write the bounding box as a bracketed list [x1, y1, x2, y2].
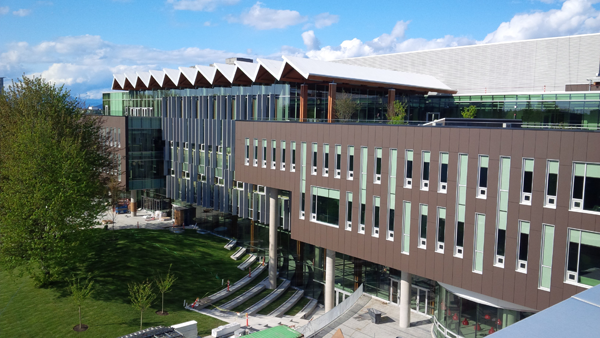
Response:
[574, 163, 585, 176]
[475, 252, 483, 272]
[347, 192, 353, 202]
[542, 225, 555, 267]
[404, 202, 411, 226]
[421, 204, 428, 216]
[571, 94, 585, 100]
[480, 155, 489, 168]
[324, 144, 329, 153]
[407, 150, 413, 161]
[459, 154, 468, 185]
[459, 186, 467, 204]
[477, 224, 485, 250]
[292, 141, 296, 150]
[586, 93, 600, 100]
[423, 151, 431, 162]
[389, 194, 395, 207]
[581, 231, 600, 247]
[499, 211, 507, 230]
[245, 138, 249, 146]
[501, 157, 511, 190]
[438, 207, 446, 219]
[524, 158, 534, 172]
[263, 139, 267, 146]
[374, 196, 380, 207]
[282, 141, 286, 149]
[376, 148, 382, 157]
[336, 145, 341, 154]
[348, 146, 354, 156]
[570, 229, 581, 243]
[548, 160, 559, 174]
[500, 191, 509, 211]
[586, 164, 600, 178]
[329, 189, 340, 200]
[520, 221, 530, 235]
[312, 143, 317, 152]
[361, 190, 366, 201]
[541, 266, 552, 289]
[390, 150, 398, 176]
[441, 152, 449, 164]
[361, 178, 367, 189]
[458, 205, 465, 222]
[403, 235, 410, 253]
[272, 140, 276, 148]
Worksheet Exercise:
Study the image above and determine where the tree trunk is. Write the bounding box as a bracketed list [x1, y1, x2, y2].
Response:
[79, 305, 82, 328]
[162, 292, 164, 313]
[140, 310, 143, 330]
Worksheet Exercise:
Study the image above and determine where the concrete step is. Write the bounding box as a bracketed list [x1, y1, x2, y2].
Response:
[238, 254, 257, 270]
[230, 247, 246, 260]
[242, 279, 291, 316]
[269, 289, 304, 317]
[295, 298, 318, 320]
[218, 277, 269, 311]
[224, 239, 237, 250]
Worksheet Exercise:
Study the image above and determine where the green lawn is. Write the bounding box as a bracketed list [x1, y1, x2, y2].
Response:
[285, 297, 310, 317]
[257, 288, 296, 315]
[0, 229, 249, 337]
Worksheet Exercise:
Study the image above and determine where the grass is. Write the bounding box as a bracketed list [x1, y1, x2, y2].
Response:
[210, 269, 267, 309]
[257, 288, 296, 315]
[0, 229, 249, 337]
[285, 297, 310, 317]
[231, 279, 283, 313]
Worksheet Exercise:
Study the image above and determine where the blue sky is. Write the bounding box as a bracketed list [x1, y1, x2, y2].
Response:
[1, 0, 599, 104]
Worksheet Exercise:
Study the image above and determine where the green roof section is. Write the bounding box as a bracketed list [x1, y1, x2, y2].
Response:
[244, 326, 303, 338]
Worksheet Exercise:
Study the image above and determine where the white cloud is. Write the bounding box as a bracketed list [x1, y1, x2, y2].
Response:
[302, 31, 320, 50]
[166, 0, 239, 11]
[482, 0, 600, 43]
[227, 2, 307, 30]
[0, 6, 9, 15]
[13, 9, 31, 16]
[314, 12, 339, 29]
[204, 21, 211, 26]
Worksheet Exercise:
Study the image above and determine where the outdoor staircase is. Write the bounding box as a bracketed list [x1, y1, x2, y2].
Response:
[230, 247, 246, 260]
[295, 298, 318, 320]
[242, 279, 290, 315]
[237, 254, 258, 270]
[217, 277, 269, 311]
[268, 288, 304, 317]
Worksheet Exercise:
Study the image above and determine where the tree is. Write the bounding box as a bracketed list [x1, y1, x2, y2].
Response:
[461, 105, 477, 119]
[386, 99, 408, 125]
[106, 175, 125, 231]
[334, 91, 359, 122]
[155, 264, 178, 315]
[0, 76, 115, 286]
[69, 274, 94, 332]
[129, 279, 157, 330]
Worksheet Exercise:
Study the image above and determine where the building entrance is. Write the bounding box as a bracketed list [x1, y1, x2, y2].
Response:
[389, 279, 400, 304]
[411, 285, 432, 315]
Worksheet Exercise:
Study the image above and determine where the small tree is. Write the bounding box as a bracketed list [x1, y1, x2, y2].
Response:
[155, 264, 177, 315]
[129, 279, 157, 330]
[334, 91, 360, 122]
[386, 99, 408, 125]
[69, 274, 94, 332]
[461, 105, 477, 119]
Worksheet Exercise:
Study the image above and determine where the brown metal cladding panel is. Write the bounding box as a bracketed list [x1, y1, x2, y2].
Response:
[327, 226, 339, 253]
[382, 127, 391, 148]
[431, 128, 441, 153]
[559, 132, 575, 163]
[512, 273, 527, 307]
[502, 268, 516, 304]
[468, 129, 480, 158]
[439, 128, 450, 154]
[542, 208, 556, 226]
[562, 283, 578, 301]
[500, 130, 513, 156]
[458, 128, 470, 154]
[471, 273, 483, 295]
[449, 128, 460, 153]
[534, 131, 549, 159]
[518, 204, 532, 224]
[409, 203, 419, 275]
[533, 160, 546, 194]
[549, 286, 564, 306]
[416, 247, 427, 280]
[478, 129, 491, 156]
[421, 128, 432, 151]
[586, 133, 600, 163]
[522, 131, 536, 158]
[546, 131, 561, 160]
[525, 230, 541, 309]
[537, 290, 550, 310]
[405, 127, 415, 150]
[557, 165, 572, 209]
[452, 255, 463, 288]
[597, 215, 600, 233]
[492, 268, 504, 300]
[568, 211, 583, 231]
[572, 133, 588, 162]
[489, 130, 502, 158]
[511, 130, 524, 161]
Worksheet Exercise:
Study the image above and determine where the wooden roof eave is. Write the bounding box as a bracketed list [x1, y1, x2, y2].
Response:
[308, 75, 457, 94]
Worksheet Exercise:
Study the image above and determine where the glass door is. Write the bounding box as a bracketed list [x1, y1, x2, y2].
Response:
[411, 285, 430, 314]
[390, 279, 399, 304]
[427, 112, 440, 121]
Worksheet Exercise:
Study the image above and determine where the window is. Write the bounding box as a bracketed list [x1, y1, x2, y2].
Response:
[571, 162, 600, 212]
[262, 139, 267, 167]
[253, 139, 258, 166]
[419, 204, 428, 248]
[281, 141, 286, 170]
[544, 160, 559, 208]
[373, 196, 380, 237]
[245, 138, 250, 165]
[495, 157, 511, 267]
[539, 224, 555, 290]
[421, 151, 431, 190]
[478, 155, 489, 198]
[291, 141, 296, 171]
[402, 201, 411, 254]
[311, 143, 318, 175]
[516, 221, 530, 273]
[405, 150, 413, 188]
[455, 154, 468, 257]
[335, 145, 342, 178]
[359, 147, 368, 234]
[299, 142, 307, 219]
[436, 207, 446, 253]
[310, 186, 340, 227]
[374, 148, 382, 184]
[521, 158, 534, 204]
[347, 146, 354, 180]
[566, 229, 600, 287]
[473, 214, 486, 274]
[271, 140, 277, 169]
[387, 149, 398, 241]
[346, 192, 352, 231]
[439, 152, 449, 193]
[323, 144, 329, 176]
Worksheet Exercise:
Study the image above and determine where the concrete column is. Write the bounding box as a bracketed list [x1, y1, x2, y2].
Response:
[399, 271, 412, 328]
[268, 188, 279, 289]
[325, 249, 336, 312]
[130, 190, 137, 216]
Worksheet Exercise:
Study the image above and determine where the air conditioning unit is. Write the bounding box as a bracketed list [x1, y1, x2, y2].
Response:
[375, 174, 381, 183]
[281, 163, 285, 170]
[348, 171, 354, 179]
[522, 192, 532, 204]
[336, 169, 341, 177]
[312, 166, 317, 175]
[324, 168, 329, 176]
[496, 256, 504, 266]
[518, 260, 527, 271]
[262, 160, 267, 167]
[360, 224, 365, 233]
[291, 163, 295, 171]
[405, 178, 412, 188]
[200, 144, 205, 151]
[271, 161, 276, 169]
[253, 159, 258, 166]
[572, 198, 583, 210]
[388, 231, 394, 239]
[438, 243, 444, 251]
[373, 228, 379, 236]
[440, 183, 447, 193]
[311, 213, 316, 221]
[546, 195, 556, 207]
[420, 238, 427, 247]
[456, 247, 463, 255]
[245, 158, 249, 165]
[478, 187, 487, 198]
[300, 211, 305, 218]
[567, 271, 577, 282]
[346, 221, 352, 229]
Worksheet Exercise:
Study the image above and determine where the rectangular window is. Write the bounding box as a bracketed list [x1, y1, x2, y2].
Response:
[346, 192, 352, 231]
[262, 139, 267, 168]
[477, 155, 489, 199]
[253, 139, 258, 166]
[280, 141, 286, 171]
[335, 145, 342, 178]
[387, 149, 398, 241]
[323, 144, 329, 176]
[419, 204, 428, 248]
[521, 158, 534, 204]
[402, 201, 411, 254]
[374, 148, 382, 184]
[311, 143, 318, 175]
[436, 207, 446, 253]
[473, 213, 486, 273]
[571, 162, 600, 212]
[439, 152, 449, 193]
[299, 142, 307, 219]
[421, 151, 431, 190]
[359, 147, 368, 234]
[566, 229, 600, 287]
[539, 224, 555, 290]
[373, 196, 380, 237]
[517, 220, 530, 273]
[271, 140, 277, 169]
[310, 186, 340, 227]
[544, 160, 559, 208]
[455, 154, 468, 257]
[495, 157, 511, 267]
[245, 138, 250, 165]
[405, 150, 413, 188]
[291, 141, 296, 172]
[347, 146, 355, 180]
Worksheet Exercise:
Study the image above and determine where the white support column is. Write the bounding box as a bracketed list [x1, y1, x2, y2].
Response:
[399, 271, 412, 328]
[325, 249, 336, 312]
[130, 190, 137, 217]
[268, 188, 279, 289]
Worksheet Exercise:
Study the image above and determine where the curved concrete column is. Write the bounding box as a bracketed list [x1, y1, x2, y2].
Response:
[399, 271, 412, 328]
[268, 188, 279, 289]
[130, 190, 137, 216]
[325, 249, 336, 311]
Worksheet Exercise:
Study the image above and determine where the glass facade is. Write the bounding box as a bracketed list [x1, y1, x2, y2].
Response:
[127, 118, 164, 191]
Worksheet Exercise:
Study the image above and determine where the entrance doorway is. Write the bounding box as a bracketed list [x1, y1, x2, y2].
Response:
[427, 112, 440, 122]
[389, 279, 400, 304]
[411, 285, 433, 315]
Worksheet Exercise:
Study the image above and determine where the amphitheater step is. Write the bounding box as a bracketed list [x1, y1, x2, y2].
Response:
[242, 279, 290, 315]
[268, 288, 305, 317]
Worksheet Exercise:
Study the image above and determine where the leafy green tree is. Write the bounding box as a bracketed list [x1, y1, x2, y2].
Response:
[69, 274, 94, 331]
[0, 76, 115, 286]
[334, 91, 359, 122]
[386, 99, 408, 124]
[155, 264, 178, 315]
[461, 105, 477, 119]
[129, 279, 157, 330]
